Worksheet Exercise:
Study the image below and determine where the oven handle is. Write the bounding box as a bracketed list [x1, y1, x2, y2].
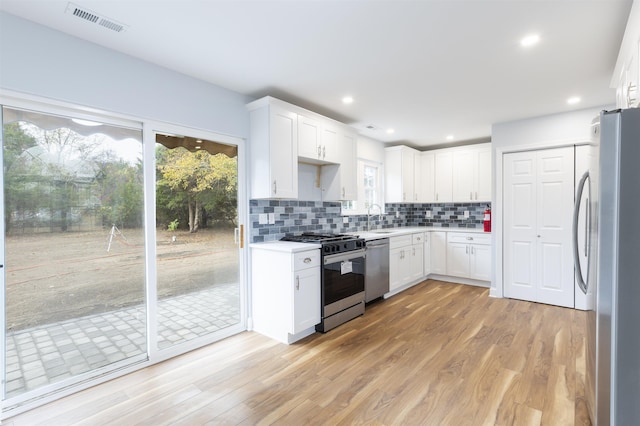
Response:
[323, 248, 366, 265]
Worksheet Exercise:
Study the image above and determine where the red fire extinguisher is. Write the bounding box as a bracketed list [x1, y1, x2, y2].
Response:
[483, 205, 492, 232]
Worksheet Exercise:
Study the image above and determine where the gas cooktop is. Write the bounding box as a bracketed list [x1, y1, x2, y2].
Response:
[280, 232, 358, 243]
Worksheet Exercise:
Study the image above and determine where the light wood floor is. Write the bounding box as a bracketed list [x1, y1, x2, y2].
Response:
[5, 280, 591, 425]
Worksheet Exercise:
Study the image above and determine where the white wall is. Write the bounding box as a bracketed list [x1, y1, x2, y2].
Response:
[0, 12, 251, 139]
[492, 105, 607, 150]
[490, 105, 610, 298]
[357, 135, 385, 163]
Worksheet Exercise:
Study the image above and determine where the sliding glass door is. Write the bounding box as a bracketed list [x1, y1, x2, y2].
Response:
[2, 106, 147, 402]
[0, 102, 246, 413]
[154, 132, 242, 350]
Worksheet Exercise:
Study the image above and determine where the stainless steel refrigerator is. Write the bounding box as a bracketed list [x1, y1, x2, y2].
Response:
[578, 108, 640, 425]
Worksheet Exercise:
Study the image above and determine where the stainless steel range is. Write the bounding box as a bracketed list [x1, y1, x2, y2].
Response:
[280, 232, 366, 332]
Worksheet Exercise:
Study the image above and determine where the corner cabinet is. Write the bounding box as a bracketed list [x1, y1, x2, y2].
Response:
[385, 146, 419, 203]
[429, 231, 447, 274]
[251, 245, 321, 344]
[247, 98, 298, 199]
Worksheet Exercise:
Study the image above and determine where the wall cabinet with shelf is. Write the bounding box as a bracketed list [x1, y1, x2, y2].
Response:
[248, 96, 358, 201]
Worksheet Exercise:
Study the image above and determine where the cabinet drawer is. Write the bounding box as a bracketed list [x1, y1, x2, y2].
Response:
[294, 250, 320, 270]
[447, 233, 491, 245]
[412, 232, 425, 245]
[390, 235, 412, 249]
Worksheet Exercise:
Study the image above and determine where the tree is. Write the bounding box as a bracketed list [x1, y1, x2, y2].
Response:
[2, 122, 38, 232]
[156, 146, 237, 232]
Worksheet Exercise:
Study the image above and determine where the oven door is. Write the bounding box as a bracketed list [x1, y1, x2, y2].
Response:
[322, 249, 365, 317]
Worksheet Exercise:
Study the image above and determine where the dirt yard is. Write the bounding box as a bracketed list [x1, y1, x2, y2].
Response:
[4, 228, 239, 331]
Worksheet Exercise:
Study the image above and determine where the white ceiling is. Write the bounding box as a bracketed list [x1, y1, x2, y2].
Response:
[0, 0, 633, 147]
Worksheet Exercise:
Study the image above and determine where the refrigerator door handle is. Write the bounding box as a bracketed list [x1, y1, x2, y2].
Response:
[573, 170, 590, 294]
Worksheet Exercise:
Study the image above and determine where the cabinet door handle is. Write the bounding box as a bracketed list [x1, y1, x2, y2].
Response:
[471, 246, 474, 255]
[304, 257, 312, 263]
[436, 193, 439, 201]
[342, 187, 345, 197]
[475, 192, 478, 200]
[470, 191, 473, 200]
[323, 146, 326, 159]
[273, 180, 277, 195]
[466, 246, 469, 254]
[296, 275, 300, 290]
[627, 81, 637, 106]
[403, 192, 406, 201]
[413, 247, 416, 256]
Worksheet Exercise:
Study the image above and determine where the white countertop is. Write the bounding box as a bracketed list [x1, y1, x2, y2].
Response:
[351, 227, 490, 241]
[249, 240, 321, 253]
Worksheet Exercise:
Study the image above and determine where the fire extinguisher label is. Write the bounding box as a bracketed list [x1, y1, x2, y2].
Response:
[484, 214, 490, 220]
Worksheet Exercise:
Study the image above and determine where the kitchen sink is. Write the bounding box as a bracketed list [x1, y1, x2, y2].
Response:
[369, 230, 394, 234]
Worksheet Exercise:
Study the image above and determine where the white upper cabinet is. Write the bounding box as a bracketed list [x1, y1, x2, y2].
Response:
[452, 144, 491, 202]
[434, 151, 453, 202]
[298, 114, 344, 165]
[247, 98, 298, 199]
[385, 143, 491, 204]
[613, 3, 639, 108]
[298, 114, 323, 161]
[416, 152, 435, 203]
[385, 146, 419, 203]
[321, 127, 357, 201]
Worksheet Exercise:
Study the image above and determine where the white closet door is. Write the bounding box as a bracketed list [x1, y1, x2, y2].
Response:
[504, 147, 575, 308]
[535, 148, 575, 307]
[504, 151, 537, 302]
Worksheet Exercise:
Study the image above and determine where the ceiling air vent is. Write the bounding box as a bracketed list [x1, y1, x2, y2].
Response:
[65, 2, 128, 33]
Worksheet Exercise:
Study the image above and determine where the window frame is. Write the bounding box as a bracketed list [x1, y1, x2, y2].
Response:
[342, 158, 384, 215]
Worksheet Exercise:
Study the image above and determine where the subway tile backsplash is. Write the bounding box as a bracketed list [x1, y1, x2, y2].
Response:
[249, 200, 490, 243]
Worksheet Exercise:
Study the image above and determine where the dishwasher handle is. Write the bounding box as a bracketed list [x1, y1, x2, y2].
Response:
[366, 239, 389, 248]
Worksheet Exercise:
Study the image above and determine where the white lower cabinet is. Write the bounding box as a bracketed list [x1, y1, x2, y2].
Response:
[423, 232, 431, 275]
[389, 233, 424, 291]
[430, 231, 447, 275]
[446, 233, 491, 281]
[251, 246, 320, 344]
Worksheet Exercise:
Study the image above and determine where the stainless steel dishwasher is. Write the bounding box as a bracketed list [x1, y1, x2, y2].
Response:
[365, 238, 390, 302]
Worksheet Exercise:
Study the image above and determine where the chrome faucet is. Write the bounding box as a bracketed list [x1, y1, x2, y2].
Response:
[366, 203, 383, 231]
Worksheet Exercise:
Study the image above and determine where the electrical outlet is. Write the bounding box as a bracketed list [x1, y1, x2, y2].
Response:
[268, 213, 275, 224]
[258, 213, 268, 224]
[343, 216, 349, 224]
[464, 211, 470, 219]
[395, 211, 400, 218]
[425, 210, 431, 218]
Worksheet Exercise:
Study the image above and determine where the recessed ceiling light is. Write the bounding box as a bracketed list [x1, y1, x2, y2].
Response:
[520, 34, 540, 47]
[446, 135, 455, 141]
[386, 128, 395, 134]
[342, 96, 354, 104]
[567, 96, 581, 105]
